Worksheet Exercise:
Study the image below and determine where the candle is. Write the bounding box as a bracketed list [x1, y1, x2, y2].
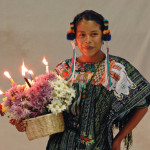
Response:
[24, 77, 31, 87]
[0, 90, 3, 95]
[21, 62, 31, 87]
[21, 61, 34, 81]
[0, 90, 5, 96]
[42, 56, 49, 73]
[28, 70, 34, 80]
[4, 71, 15, 84]
[27, 71, 33, 81]
[21, 62, 28, 76]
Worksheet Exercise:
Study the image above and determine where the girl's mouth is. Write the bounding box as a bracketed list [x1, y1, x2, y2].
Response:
[85, 46, 94, 50]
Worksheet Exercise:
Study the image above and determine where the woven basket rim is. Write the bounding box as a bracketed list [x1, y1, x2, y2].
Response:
[23, 112, 62, 122]
[24, 112, 64, 140]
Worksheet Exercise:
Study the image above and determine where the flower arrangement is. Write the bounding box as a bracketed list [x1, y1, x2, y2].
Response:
[0, 72, 75, 124]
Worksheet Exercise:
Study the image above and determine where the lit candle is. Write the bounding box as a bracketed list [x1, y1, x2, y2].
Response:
[0, 90, 5, 96]
[21, 62, 31, 87]
[4, 71, 15, 84]
[27, 71, 33, 81]
[21, 61, 33, 81]
[0, 90, 3, 95]
[28, 70, 34, 80]
[24, 77, 31, 87]
[42, 56, 49, 73]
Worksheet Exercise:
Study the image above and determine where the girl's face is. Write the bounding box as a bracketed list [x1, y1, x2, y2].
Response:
[75, 19, 103, 58]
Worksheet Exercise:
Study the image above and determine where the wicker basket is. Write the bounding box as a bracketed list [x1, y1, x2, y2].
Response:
[24, 113, 65, 141]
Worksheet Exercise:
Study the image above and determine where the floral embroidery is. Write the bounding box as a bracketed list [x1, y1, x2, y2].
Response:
[62, 69, 69, 79]
[80, 132, 94, 145]
[74, 72, 93, 83]
[92, 58, 136, 100]
[92, 58, 115, 86]
[110, 63, 136, 100]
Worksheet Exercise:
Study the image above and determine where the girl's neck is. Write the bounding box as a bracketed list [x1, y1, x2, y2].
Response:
[77, 51, 105, 63]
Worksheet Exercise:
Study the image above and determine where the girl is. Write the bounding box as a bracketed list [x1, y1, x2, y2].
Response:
[16, 10, 150, 150]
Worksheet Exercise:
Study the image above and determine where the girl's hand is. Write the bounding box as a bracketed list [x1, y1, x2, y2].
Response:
[15, 121, 27, 132]
[112, 138, 121, 150]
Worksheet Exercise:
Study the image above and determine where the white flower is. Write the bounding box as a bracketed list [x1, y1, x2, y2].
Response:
[55, 89, 65, 98]
[51, 91, 57, 98]
[65, 95, 73, 106]
[49, 80, 57, 88]
[51, 107, 61, 114]
[62, 86, 75, 97]
[51, 99, 62, 105]
[47, 75, 75, 113]
[63, 85, 70, 93]
[47, 99, 66, 114]
[69, 88, 76, 98]
[47, 100, 60, 112]
[57, 75, 69, 86]
[53, 80, 64, 90]
[57, 75, 65, 82]
[58, 105, 66, 112]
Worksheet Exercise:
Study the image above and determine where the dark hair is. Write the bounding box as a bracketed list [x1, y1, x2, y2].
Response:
[67, 10, 111, 41]
[73, 10, 105, 35]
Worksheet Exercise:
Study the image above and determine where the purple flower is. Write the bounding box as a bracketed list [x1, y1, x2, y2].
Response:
[9, 105, 24, 121]
[3, 71, 58, 120]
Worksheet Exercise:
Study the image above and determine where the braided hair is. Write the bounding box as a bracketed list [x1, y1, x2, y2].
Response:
[67, 10, 111, 41]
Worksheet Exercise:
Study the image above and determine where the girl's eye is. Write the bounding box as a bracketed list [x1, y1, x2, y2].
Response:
[79, 33, 85, 37]
[92, 33, 98, 36]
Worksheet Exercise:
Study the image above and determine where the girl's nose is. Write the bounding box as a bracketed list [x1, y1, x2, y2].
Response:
[85, 35, 91, 44]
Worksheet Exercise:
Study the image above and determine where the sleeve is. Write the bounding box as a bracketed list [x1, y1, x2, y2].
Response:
[113, 57, 150, 148]
[109, 56, 150, 107]
[116, 58, 150, 120]
[55, 59, 71, 78]
[124, 59, 150, 107]
[135, 98, 149, 108]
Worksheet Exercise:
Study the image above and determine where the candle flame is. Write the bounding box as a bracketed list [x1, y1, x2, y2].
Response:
[42, 57, 48, 65]
[4, 71, 11, 79]
[21, 61, 28, 76]
[28, 70, 33, 74]
[0, 90, 3, 95]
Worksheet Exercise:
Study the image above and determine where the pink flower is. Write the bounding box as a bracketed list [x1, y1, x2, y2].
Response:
[1, 71, 64, 121]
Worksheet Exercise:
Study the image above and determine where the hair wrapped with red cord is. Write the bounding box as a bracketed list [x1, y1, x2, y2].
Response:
[66, 22, 75, 40]
[102, 19, 111, 41]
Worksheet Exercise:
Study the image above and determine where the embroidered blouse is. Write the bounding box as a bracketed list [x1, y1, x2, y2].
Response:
[46, 55, 150, 150]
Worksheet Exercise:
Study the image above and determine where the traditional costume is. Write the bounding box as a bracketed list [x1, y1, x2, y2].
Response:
[46, 55, 150, 150]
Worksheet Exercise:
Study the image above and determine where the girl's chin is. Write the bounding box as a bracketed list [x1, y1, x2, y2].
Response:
[83, 51, 99, 56]
[82, 54, 96, 58]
